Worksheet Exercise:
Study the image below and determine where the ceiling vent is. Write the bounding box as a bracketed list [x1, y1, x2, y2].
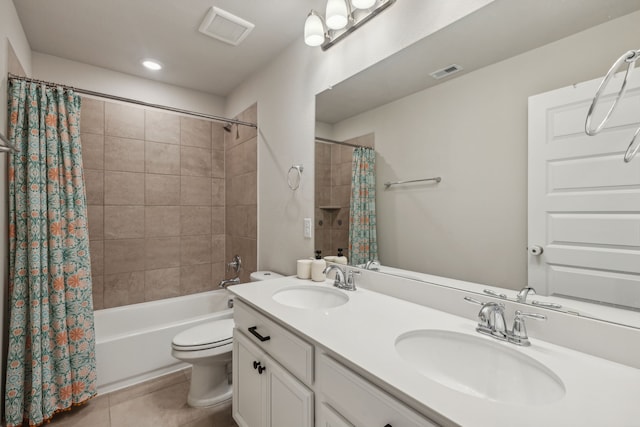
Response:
[199, 7, 255, 46]
[429, 64, 463, 80]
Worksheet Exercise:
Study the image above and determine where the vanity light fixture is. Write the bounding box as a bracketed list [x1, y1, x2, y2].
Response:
[304, 0, 395, 50]
[141, 59, 163, 71]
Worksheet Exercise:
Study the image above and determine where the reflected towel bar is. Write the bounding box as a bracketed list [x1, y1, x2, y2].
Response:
[384, 177, 441, 189]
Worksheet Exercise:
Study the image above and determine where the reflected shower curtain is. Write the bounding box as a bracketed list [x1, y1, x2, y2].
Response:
[349, 147, 378, 265]
[5, 80, 97, 427]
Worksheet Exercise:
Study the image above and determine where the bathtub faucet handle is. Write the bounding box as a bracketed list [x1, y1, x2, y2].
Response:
[226, 255, 242, 275]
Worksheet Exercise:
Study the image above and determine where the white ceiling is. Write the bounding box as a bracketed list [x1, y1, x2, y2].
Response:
[316, 0, 640, 124]
[13, 0, 325, 96]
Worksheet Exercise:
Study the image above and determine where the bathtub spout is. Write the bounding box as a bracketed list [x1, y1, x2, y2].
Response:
[219, 277, 240, 289]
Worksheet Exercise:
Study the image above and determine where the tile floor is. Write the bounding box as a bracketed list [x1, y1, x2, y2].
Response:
[49, 369, 238, 427]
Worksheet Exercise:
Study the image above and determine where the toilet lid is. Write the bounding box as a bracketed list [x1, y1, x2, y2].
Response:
[172, 319, 234, 350]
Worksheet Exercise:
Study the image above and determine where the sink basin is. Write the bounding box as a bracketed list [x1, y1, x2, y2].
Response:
[395, 330, 565, 405]
[272, 286, 349, 309]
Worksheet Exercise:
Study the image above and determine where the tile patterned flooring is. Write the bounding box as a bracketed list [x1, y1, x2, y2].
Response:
[49, 369, 238, 427]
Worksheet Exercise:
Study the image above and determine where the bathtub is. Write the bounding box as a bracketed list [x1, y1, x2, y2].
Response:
[94, 289, 233, 394]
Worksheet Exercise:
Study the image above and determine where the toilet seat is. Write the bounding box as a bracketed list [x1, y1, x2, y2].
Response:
[172, 319, 234, 351]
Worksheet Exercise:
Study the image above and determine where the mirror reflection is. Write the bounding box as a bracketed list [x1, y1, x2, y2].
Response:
[314, 2, 640, 328]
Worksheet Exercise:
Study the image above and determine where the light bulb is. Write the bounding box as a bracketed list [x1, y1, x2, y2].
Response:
[304, 11, 325, 46]
[352, 0, 376, 9]
[141, 59, 162, 71]
[326, 0, 348, 30]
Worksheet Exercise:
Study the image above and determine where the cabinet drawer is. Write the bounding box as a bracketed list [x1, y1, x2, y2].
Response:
[234, 300, 313, 386]
[317, 353, 437, 427]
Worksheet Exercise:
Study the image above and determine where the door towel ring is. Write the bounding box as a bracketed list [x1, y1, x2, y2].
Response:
[288, 165, 304, 190]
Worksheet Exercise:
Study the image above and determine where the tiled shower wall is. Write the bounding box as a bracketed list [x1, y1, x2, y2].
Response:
[225, 106, 257, 284]
[315, 134, 374, 260]
[81, 97, 257, 309]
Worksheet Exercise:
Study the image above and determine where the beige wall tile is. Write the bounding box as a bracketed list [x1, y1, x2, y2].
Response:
[212, 262, 226, 285]
[181, 235, 212, 266]
[90, 239, 104, 276]
[211, 178, 225, 207]
[145, 268, 181, 301]
[181, 176, 212, 206]
[239, 172, 257, 206]
[211, 207, 225, 235]
[84, 169, 104, 205]
[88, 205, 104, 240]
[104, 271, 145, 308]
[211, 234, 225, 263]
[92, 275, 104, 310]
[104, 239, 145, 274]
[212, 123, 225, 151]
[331, 184, 351, 207]
[145, 237, 180, 270]
[104, 206, 145, 239]
[181, 206, 211, 236]
[247, 205, 257, 239]
[181, 146, 212, 177]
[315, 142, 331, 164]
[145, 110, 180, 145]
[145, 206, 180, 237]
[244, 138, 257, 174]
[145, 174, 180, 205]
[105, 171, 145, 205]
[211, 150, 225, 178]
[105, 102, 144, 139]
[80, 97, 104, 135]
[181, 117, 211, 149]
[180, 264, 212, 295]
[105, 136, 145, 172]
[146, 141, 180, 175]
[81, 133, 104, 170]
[225, 145, 241, 178]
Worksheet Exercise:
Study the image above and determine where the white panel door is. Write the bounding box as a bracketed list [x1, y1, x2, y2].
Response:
[528, 70, 640, 308]
[317, 403, 354, 427]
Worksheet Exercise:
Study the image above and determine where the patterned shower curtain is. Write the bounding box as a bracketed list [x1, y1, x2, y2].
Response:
[5, 80, 97, 427]
[348, 147, 378, 265]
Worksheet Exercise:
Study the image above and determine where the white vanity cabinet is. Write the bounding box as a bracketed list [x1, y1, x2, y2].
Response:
[233, 301, 314, 427]
[316, 353, 437, 427]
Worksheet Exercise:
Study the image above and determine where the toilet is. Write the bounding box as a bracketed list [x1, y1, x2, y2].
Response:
[171, 270, 284, 407]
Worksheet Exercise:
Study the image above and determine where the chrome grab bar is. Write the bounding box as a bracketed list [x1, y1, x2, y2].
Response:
[384, 176, 441, 189]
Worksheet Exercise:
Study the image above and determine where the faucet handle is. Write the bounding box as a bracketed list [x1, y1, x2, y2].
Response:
[509, 310, 546, 346]
[346, 270, 360, 289]
[483, 289, 507, 299]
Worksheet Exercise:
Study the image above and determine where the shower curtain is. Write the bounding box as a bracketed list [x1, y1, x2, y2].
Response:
[5, 80, 97, 427]
[349, 147, 378, 265]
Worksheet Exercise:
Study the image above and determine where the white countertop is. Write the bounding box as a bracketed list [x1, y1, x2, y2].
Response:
[229, 276, 640, 427]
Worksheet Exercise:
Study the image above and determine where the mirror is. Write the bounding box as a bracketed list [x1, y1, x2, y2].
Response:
[314, 1, 640, 328]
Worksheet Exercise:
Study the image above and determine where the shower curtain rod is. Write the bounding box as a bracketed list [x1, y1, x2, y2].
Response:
[7, 73, 257, 128]
[315, 136, 370, 149]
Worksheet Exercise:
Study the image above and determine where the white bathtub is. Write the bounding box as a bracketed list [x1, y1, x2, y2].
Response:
[94, 289, 233, 394]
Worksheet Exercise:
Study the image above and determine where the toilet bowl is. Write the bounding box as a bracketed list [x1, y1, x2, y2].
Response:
[171, 270, 283, 407]
[171, 318, 234, 407]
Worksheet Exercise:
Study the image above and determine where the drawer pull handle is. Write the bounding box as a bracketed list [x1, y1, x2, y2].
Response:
[384, 425, 392, 427]
[258, 365, 266, 375]
[253, 361, 261, 370]
[248, 326, 271, 342]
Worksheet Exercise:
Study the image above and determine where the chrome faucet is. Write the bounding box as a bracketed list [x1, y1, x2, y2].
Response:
[323, 265, 360, 291]
[516, 286, 536, 303]
[465, 297, 546, 346]
[364, 260, 381, 271]
[219, 277, 240, 289]
[465, 297, 508, 339]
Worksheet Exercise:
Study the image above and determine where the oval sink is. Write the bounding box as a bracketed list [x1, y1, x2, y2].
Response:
[395, 330, 565, 405]
[272, 286, 349, 309]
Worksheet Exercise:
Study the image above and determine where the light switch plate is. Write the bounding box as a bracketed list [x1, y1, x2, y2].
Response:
[303, 218, 312, 238]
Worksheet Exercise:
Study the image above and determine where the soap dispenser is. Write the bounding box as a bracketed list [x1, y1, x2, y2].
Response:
[311, 250, 327, 282]
[336, 248, 348, 265]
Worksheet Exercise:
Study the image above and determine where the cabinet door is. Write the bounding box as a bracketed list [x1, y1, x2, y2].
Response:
[233, 331, 267, 427]
[318, 403, 354, 427]
[265, 353, 314, 427]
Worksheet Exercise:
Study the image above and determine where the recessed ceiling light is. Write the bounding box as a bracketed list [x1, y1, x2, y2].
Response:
[142, 59, 162, 71]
